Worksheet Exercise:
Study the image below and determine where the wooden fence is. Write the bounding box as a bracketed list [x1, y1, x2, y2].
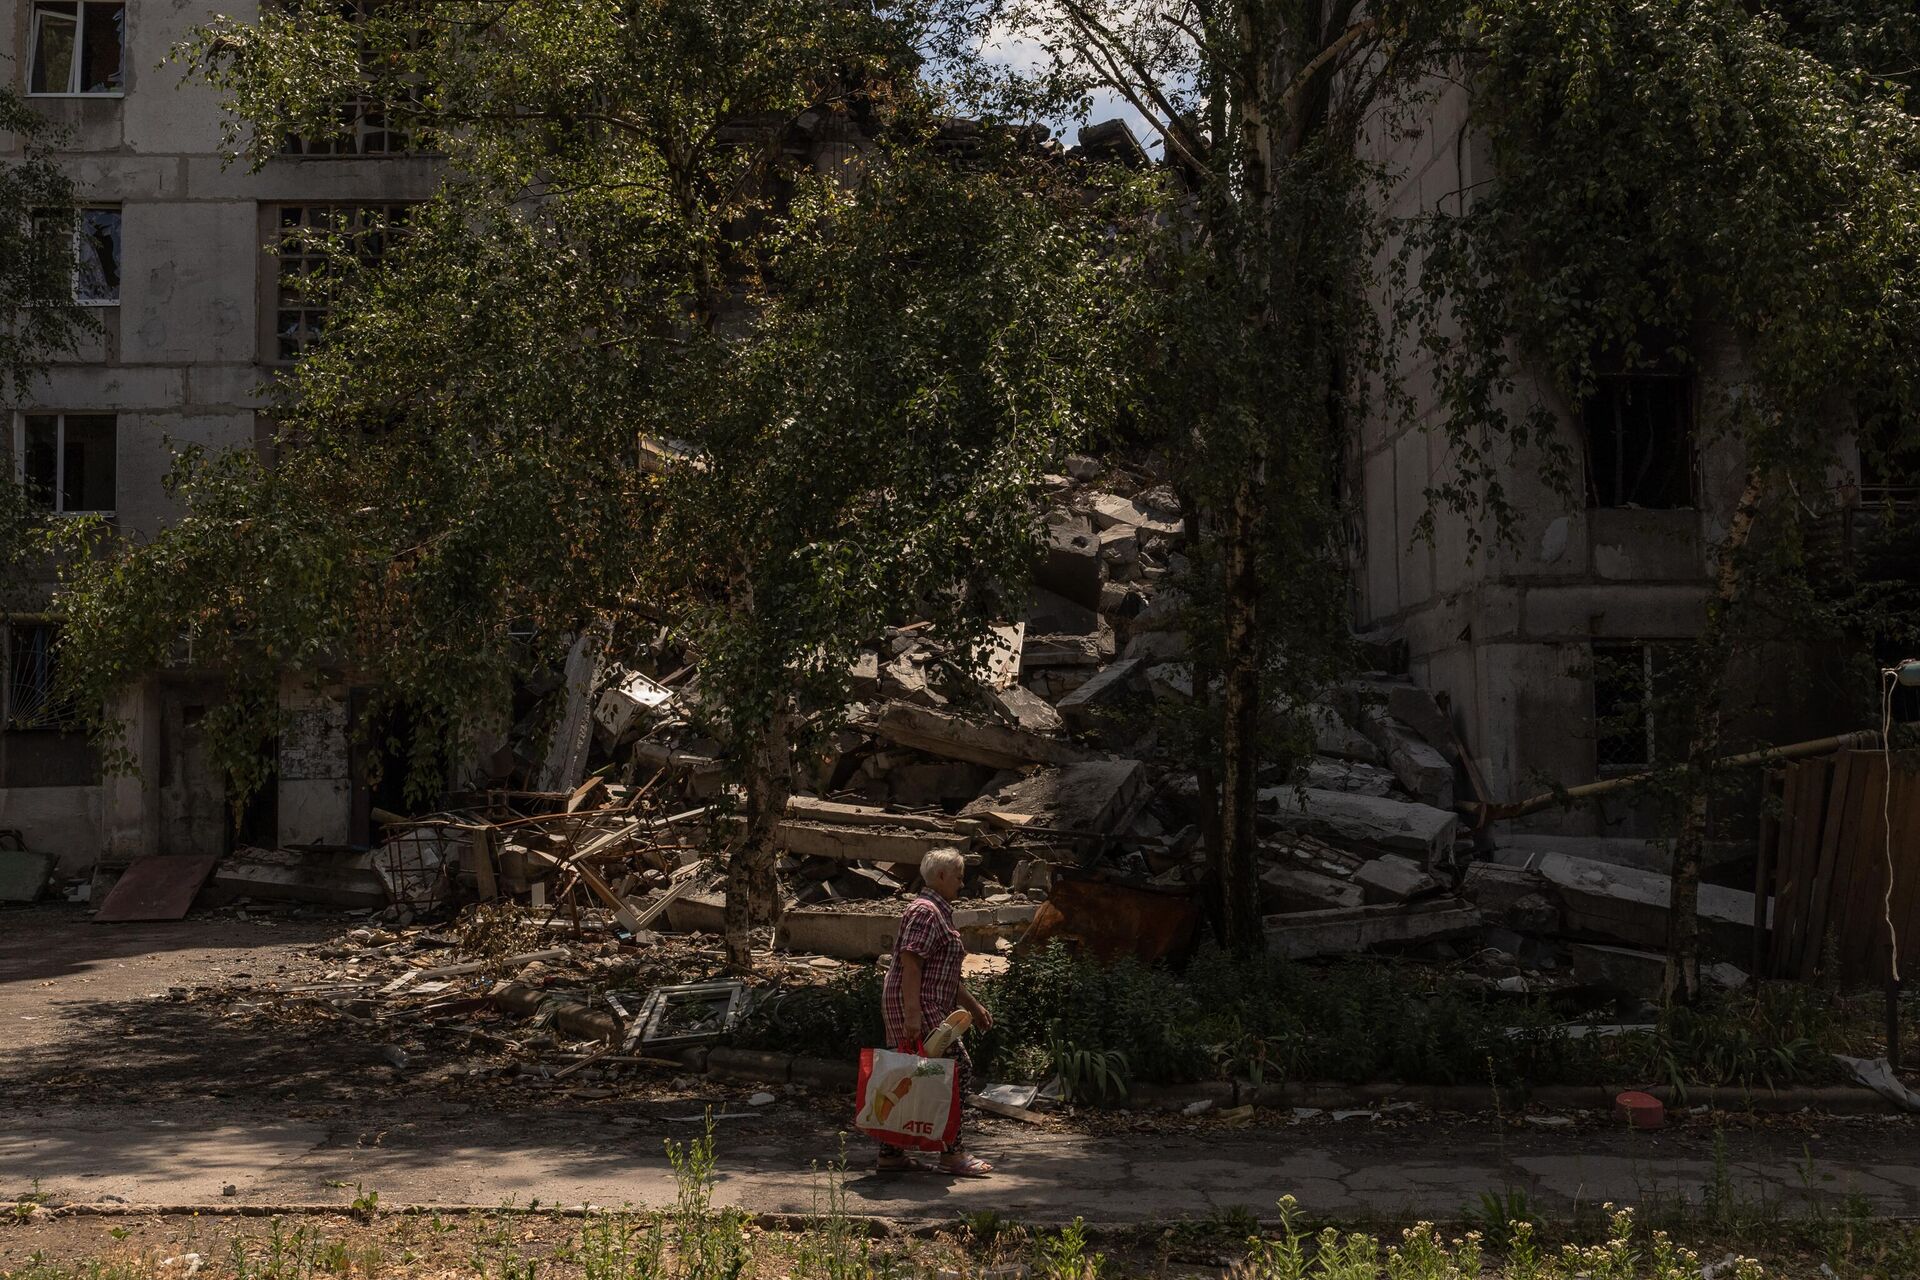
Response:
[1762, 751, 1920, 985]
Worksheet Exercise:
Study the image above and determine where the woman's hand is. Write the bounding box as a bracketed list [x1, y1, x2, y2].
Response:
[963, 992, 994, 1031]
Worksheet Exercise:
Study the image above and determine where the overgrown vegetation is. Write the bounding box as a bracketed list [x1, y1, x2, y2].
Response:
[743, 944, 1855, 1091]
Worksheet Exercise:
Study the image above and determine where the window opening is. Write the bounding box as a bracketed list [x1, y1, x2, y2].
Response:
[28, 2, 124, 95]
[1584, 373, 1696, 509]
[1592, 640, 1692, 772]
[21, 413, 117, 515]
[5, 624, 74, 731]
[274, 204, 410, 361]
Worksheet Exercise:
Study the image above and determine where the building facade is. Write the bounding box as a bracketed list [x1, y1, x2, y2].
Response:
[1353, 80, 1880, 836]
[1, 0, 441, 876]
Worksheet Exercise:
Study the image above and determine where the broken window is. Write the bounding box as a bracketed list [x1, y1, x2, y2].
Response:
[1591, 641, 1692, 772]
[34, 207, 121, 304]
[2, 624, 99, 786]
[272, 204, 411, 361]
[279, 1, 423, 156]
[20, 412, 116, 515]
[28, 2, 125, 95]
[1583, 373, 1696, 509]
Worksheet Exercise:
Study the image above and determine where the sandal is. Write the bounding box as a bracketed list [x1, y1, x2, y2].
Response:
[938, 1152, 994, 1178]
[876, 1150, 929, 1173]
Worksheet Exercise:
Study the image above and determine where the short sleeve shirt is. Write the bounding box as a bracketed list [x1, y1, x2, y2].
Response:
[882, 889, 965, 1046]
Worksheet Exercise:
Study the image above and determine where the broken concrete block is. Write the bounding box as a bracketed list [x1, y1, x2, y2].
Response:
[1065, 454, 1103, 481]
[1264, 899, 1482, 959]
[974, 623, 1025, 691]
[1037, 513, 1103, 611]
[1568, 943, 1669, 998]
[1011, 858, 1054, 894]
[1089, 492, 1183, 538]
[1304, 758, 1397, 797]
[1026, 587, 1103, 637]
[1537, 852, 1759, 954]
[867, 703, 1094, 770]
[1351, 854, 1441, 904]
[1023, 631, 1116, 669]
[887, 760, 996, 807]
[1309, 704, 1381, 763]
[1098, 524, 1139, 566]
[774, 819, 970, 864]
[1055, 658, 1145, 728]
[987, 683, 1065, 735]
[1461, 862, 1562, 934]
[1098, 581, 1143, 620]
[1358, 709, 1455, 809]
[962, 759, 1145, 835]
[848, 651, 882, 697]
[1259, 862, 1363, 913]
[1258, 787, 1459, 864]
[206, 847, 389, 910]
[1146, 663, 1192, 701]
[592, 669, 676, 743]
[878, 652, 943, 706]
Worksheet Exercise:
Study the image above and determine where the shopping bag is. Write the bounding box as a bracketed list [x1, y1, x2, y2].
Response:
[853, 1043, 960, 1151]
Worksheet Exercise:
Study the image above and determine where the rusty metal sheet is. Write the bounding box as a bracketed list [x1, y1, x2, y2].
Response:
[1016, 869, 1199, 966]
[93, 854, 223, 922]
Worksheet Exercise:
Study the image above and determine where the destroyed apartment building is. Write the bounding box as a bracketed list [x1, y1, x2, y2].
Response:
[24, 449, 1900, 1032]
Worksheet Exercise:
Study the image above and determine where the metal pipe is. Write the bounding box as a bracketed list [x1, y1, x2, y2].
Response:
[1470, 729, 1884, 824]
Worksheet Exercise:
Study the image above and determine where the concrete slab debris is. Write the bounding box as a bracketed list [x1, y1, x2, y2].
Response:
[1264, 898, 1483, 959]
[1055, 657, 1145, 727]
[1309, 704, 1381, 763]
[1089, 492, 1183, 538]
[962, 759, 1145, 835]
[1260, 861, 1364, 913]
[1304, 758, 1397, 797]
[1350, 854, 1441, 904]
[1258, 786, 1459, 864]
[1536, 852, 1760, 954]
[208, 846, 391, 911]
[867, 702, 1095, 770]
[1358, 709, 1455, 809]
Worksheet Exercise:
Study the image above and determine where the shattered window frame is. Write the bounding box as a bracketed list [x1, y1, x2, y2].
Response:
[1582, 371, 1698, 510]
[27, 1, 125, 97]
[276, 0, 428, 157]
[268, 203, 413, 363]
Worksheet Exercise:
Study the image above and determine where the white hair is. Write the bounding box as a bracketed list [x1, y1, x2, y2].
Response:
[920, 847, 967, 881]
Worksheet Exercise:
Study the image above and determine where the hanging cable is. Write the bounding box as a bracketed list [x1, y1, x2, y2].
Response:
[1884, 667, 1902, 984]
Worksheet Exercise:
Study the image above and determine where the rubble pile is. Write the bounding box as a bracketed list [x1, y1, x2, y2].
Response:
[57, 455, 1767, 1037]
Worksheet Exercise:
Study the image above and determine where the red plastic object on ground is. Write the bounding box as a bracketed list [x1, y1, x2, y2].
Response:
[1614, 1090, 1665, 1129]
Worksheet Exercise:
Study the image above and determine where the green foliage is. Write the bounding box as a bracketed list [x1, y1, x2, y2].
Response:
[664, 1114, 750, 1280]
[745, 944, 1846, 1093]
[1410, 0, 1920, 544]
[1047, 1041, 1131, 1104]
[1033, 1218, 1105, 1280]
[54, 0, 1145, 813]
[0, 85, 98, 593]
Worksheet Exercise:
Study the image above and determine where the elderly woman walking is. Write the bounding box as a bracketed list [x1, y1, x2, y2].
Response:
[877, 846, 995, 1176]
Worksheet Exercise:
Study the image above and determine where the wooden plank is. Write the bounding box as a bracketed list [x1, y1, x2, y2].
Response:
[469, 828, 500, 902]
[1780, 760, 1824, 976]
[1839, 754, 1888, 984]
[1800, 752, 1859, 982]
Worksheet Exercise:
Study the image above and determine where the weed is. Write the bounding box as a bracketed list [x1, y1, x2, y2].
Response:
[1033, 1218, 1103, 1280]
[664, 1113, 749, 1280]
[347, 1184, 379, 1219]
[1467, 1188, 1538, 1253]
[962, 1210, 1017, 1247]
[795, 1139, 895, 1280]
[576, 1208, 664, 1280]
[1048, 1041, 1130, 1105]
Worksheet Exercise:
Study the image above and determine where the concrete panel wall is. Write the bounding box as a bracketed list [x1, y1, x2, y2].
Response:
[5, 0, 440, 870]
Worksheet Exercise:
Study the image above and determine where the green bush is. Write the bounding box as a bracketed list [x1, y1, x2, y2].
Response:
[737, 942, 1845, 1093]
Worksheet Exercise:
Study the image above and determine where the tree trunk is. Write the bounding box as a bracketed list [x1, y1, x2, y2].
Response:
[1665, 467, 1766, 1005]
[723, 709, 793, 974]
[1216, 469, 1266, 954]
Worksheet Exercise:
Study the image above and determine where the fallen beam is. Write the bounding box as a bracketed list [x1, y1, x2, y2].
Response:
[867, 702, 1095, 769]
[1263, 899, 1482, 959]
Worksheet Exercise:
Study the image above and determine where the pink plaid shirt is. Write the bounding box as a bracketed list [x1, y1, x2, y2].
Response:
[882, 889, 964, 1049]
